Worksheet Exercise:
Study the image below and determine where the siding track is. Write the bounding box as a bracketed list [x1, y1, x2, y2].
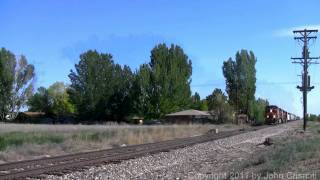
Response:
[0, 126, 269, 180]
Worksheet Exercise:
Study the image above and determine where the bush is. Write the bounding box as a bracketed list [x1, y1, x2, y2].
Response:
[308, 114, 320, 122]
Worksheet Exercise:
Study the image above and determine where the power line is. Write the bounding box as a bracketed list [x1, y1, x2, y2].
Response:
[190, 81, 320, 87]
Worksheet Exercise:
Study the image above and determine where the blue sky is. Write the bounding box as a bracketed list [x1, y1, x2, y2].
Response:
[1, 0, 320, 115]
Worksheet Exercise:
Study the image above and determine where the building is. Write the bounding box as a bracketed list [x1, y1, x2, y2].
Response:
[164, 109, 213, 124]
[131, 116, 144, 124]
[15, 112, 75, 124]
[15, 112, 46, 123]
[235, 113, 248, 125]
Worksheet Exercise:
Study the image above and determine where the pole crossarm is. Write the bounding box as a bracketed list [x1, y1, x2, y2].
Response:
[291, 57, 320, 59]
[308, 60, 320, 64]
[293, 29, 318, 33]
[291, 57, 320, 64]
[307, 57, 320, 60]
[294, 36, 317, 40]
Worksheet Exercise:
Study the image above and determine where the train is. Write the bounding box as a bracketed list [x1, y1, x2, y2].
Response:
[265, 105, 299, 124]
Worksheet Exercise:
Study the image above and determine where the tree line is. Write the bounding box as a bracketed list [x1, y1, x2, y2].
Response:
[0, 44, 268, 124]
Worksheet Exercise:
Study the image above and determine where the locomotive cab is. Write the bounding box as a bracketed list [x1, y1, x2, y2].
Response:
[265, 105, 280, 124]
[265, 105, 295, 124]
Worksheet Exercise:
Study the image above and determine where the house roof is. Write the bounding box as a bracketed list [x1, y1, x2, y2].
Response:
[21, 112, 45, 117]
[166, 109, 211, 116]
[131, 116, 144, 120]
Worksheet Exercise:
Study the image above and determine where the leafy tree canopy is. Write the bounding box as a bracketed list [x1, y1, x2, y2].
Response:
[68, 50, 134, 121]
[0, 48, 35, 121]
[148, 43, 193, 117]
[206, 88, 234, 123]
[249, 98, 269, 125]
[28, 82, 75, 118]
[222, 50, 256, 116]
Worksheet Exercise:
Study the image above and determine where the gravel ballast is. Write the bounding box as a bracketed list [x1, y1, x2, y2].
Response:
[46, 121, 300, 180]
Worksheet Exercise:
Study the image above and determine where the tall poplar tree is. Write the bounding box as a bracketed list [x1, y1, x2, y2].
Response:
[222, 50, 256, 116]
[0, 48, 35, 121]
[149, 43, 192, 117]
[131, 64, 154, 118]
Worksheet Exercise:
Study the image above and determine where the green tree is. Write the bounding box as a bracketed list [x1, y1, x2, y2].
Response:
[68, 50, 134, 121]
[190, 93, 208, 111]
[28, 82, 75, 120]
[222, 50, 256, 116]
[206, 88, 234, 123]
[27, 87, 51, 113]
[199, 100, 209, 111]
[191, 92, 202, 110]
[47, 82, 75, 119]
[0, 48, 35, 121]
[149, 43, 192, 117]
[0, 48, 15, 120]
[236, 50, 256, 115]
[68, 50, 116, 120]
[308, 114, 318, 121]
[107, 65, 134, 121]
[222, 58, 238, 110]
[131, 64, 154, 118]
[249, 98, 269, 125]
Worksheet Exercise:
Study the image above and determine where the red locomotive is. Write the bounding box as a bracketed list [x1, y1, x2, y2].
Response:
[265, 105, 298, 124]
[265, 105, 287, 124]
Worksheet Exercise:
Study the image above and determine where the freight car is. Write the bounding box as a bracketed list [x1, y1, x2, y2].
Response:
[287, 113, 297, 121]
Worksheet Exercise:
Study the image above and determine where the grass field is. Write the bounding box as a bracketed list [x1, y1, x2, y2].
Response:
[0, 123, 239, 163]
[236, 121, 320, 177]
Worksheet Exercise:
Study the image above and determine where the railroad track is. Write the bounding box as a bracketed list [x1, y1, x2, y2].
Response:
[0, 125, 270, 180]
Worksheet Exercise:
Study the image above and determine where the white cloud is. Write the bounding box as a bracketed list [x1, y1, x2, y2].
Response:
[274, 24, 320, 37]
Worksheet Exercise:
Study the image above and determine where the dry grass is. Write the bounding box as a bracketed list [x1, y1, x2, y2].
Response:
[0, 123, 239, 163]
[235, 121, 320, 177]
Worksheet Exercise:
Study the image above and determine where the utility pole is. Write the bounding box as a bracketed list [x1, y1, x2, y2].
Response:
[291, 29, 319, 131]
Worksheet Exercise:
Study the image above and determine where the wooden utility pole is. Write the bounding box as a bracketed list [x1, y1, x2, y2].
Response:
[291, 29, 319, 131]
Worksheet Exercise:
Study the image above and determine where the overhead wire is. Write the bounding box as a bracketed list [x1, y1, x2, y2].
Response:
[191, 81, 320, 87]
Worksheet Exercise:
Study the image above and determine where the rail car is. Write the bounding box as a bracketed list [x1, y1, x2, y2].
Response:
[287, 113, 298, 121]
[265, 105, 297, 124]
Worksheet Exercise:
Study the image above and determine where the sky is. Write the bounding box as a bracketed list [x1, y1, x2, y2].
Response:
[1, 0, 320, 116]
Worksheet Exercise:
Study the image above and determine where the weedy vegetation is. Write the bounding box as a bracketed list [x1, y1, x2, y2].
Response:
[0, 132, 64, 151]
[236, 121, 320, 176]
[0, 123, 238, 163]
